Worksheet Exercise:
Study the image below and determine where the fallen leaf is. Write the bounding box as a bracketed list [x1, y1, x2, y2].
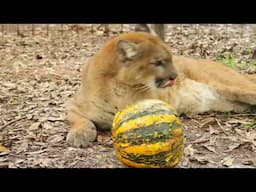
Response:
[42, 122, 53, 130]
[0, 145, 10, 152]
[207, 135, 217, 145]
[46, 135, 64, 143]
[0, 157, 8, 162]
[180, 158, 190, 167]
[24, 132, 37, 140]
[0, 162, 9, 168]
[28, 122, 41, 131]
[190, 137, 209, 144]
[190, 155, 209, 165]
[184, 144, 196, 157]
[216, 118, 229, 135]
[26, 149, 48, 155]
[224, 143, 241, 152]
[34, 158, 51, 167]
[97, 135, 104, 143]
[202, 144, 216, 153]
[97, 134, 111, 143]
[234, 128, 256, 146]
[0, 151, 9, 156]
[26, 114, 35, 120]
[208, 125, 220, 135]
[2, 82, 17, 90]
[242, 158, 256, 166]
[234, 128, 249, 137]
[221, 156, 234, 167]
[200, 117, 217, 128]
[47, 117, 64, 122]
[16, 142, 29, 154]
[227, 119, 251, 125]
[8, 162, 17, 168]
[15, 159, 25, 164]
[231, 164, 254, 168]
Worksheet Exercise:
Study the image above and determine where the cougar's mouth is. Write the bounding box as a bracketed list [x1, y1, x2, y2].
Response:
[155, 78, 176, 88]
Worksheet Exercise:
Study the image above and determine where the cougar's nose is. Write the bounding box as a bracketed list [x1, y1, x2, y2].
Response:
[168, 73, 177, 80]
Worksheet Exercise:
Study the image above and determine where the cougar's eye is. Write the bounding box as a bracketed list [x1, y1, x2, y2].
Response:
[154, 60, 164, 67]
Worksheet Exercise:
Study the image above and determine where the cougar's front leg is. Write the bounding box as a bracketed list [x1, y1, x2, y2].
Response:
[66, 108, 97, 148]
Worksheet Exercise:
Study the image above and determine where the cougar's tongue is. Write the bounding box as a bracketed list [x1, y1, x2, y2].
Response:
[163, 79, 175, 87]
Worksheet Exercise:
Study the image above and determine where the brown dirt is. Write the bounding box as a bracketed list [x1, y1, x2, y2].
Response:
[0, 24, 256, 168]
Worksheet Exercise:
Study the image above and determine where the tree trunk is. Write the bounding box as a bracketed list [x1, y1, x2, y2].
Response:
[134, 24, 165, 41]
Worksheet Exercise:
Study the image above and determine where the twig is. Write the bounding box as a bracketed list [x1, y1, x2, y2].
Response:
[252, 48, 256, 60]
[190, 138, 209, 144]
[217, 113, 256, 117]
[32, 24, 35, 36]
[46, 24, 49, 36]
[0, 117, 26, 131]
[17, 24, 19, 36]
[228, 113, 256, 117]
[215, 118, 229, 135]
[0, 162, 9, 168]
[90, 24, 94, 34]
[1, 24, 4, 37]
[120, 24, 123, 33]
[61, 24, 63, 36]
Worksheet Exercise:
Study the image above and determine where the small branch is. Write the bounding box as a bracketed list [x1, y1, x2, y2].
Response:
[218, 113, 256, 117]
[231, 113, 256, 116]
[61, 24, 63, 36]
[46, 24, 49, 36]
[0, 117, 26, 131]
[190, 138, 209, 144]
[215, 118, 229, 135]
[252, 48, 256, 60]
[90, 24, 94, 34]
[1, 24, 4, 37]
[32, 24, 35, 36]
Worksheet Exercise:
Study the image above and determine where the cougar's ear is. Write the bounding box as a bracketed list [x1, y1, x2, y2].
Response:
[117, 40, 139, 62]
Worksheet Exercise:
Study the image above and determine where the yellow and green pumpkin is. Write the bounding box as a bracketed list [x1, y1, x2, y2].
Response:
[112, 99, 184, 168]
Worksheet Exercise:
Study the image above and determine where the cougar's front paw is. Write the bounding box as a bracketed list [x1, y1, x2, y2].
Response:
[66, 125, 97, 148]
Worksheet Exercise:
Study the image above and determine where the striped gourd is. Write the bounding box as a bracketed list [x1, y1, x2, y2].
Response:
[112, 99, 184, 168]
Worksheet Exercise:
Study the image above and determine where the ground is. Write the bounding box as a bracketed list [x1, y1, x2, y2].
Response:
[0, 24, 256, 168]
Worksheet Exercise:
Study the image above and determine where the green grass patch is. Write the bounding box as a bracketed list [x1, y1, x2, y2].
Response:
[218, 54, 239, 69]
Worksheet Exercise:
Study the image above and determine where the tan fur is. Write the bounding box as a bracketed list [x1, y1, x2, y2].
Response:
[66, 32, 256, 147]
